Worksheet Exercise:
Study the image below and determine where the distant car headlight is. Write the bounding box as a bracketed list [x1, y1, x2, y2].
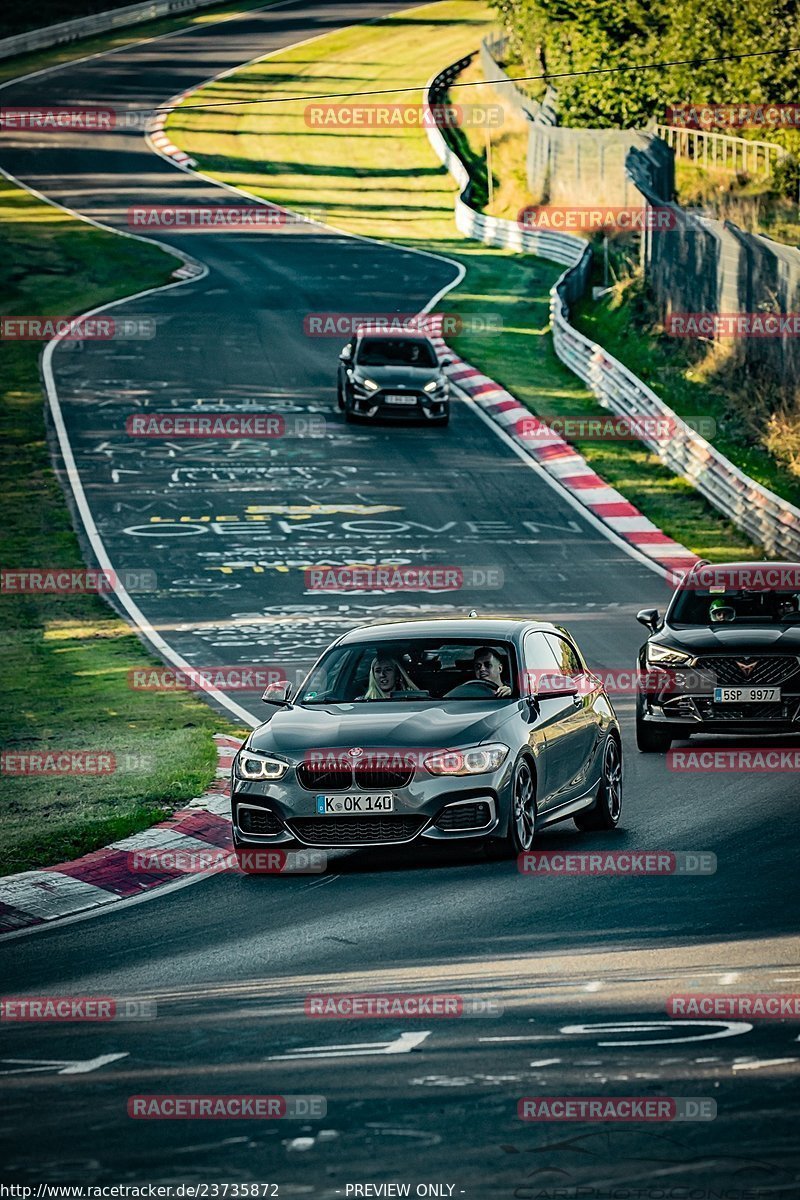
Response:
[234, 750, 289, 781]
[646, 644, 694, 666]
[424, 378, 446, 393]
[361, 377, 379, 391]
[424, 743, 509, 776]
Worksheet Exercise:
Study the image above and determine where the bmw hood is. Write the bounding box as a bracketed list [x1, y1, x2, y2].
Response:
[247, 701, 514, 757]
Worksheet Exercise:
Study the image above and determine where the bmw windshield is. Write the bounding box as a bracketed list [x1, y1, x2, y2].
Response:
[298, 638, 518, 703]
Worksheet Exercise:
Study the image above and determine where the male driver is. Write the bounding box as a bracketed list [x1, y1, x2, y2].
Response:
[473, 646, 511, 697]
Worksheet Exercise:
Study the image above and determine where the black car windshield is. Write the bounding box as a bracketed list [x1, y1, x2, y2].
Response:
[670, 588, 800, 625]
[298, 638, 518, 703]
[356, 337, 437, 368]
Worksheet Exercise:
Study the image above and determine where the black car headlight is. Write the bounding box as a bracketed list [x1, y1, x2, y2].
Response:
[234, 750, 290, 781]
[424, 743, 509, 776]
[424, 377, 447, 394]
[645, 644, 694, 667]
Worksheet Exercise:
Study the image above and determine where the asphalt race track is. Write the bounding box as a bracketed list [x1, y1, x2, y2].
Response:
[1, 1, 799, 1193]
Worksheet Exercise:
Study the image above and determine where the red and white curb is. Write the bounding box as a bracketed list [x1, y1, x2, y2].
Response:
[0, 735, 241, 935]
[148, 90, 197, 168]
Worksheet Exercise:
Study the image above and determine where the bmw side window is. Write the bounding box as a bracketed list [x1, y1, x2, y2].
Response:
[523, 632, 561, 670]
[544, 634, 583, 675]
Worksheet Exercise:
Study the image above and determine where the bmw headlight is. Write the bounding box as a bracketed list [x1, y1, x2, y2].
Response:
[234, 750, 289, 781]
[424, 377, 446, 393]
[646, 644, 694, 667]
[424, 743, 509, 776]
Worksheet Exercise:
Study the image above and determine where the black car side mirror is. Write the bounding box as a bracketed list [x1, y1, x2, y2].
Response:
[636, 608, 660, 631]
[441, 356, 453, 367]
[262, 680, 293, 706]
[339, 345, 352, 361]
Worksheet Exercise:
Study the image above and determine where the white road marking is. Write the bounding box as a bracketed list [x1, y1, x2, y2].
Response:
[266, 1031, 431, 1061]
[583, 981, 603, 992]
[732, 1058, 798, 1072]
[718, 972, 740, 984]
[528, 1059, 561, 1067]
[561, 1020, 753, 1046]
[0, 1053, 128, 1075]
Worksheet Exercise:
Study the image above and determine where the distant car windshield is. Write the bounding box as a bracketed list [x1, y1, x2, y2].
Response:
[670, 588, 800, 625]
[356, 337, 437, 368]
[298, 638, 518, 703]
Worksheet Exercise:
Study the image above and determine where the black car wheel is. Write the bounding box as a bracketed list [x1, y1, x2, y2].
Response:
[336, 380, 345, 410]
[574, 735, 622, 830]
[487, 756, 537, 857]
[432, 412, 450, 427]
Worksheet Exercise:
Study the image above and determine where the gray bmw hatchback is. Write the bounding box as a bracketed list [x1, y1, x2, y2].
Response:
[231, 618, 622, 866]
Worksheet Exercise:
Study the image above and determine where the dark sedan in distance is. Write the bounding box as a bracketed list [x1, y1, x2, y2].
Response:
[231, 618, 623, 866]
[337, 329, 451, 424]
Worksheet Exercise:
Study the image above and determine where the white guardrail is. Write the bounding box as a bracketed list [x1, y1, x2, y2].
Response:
[0, 0, 224, 61]
[424, 57, 800, 560]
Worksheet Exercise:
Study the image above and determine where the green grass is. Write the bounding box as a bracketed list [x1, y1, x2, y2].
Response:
[167, 0, 764, 562]
[572, 276, 800, 513]
[0, 179, 244, 876]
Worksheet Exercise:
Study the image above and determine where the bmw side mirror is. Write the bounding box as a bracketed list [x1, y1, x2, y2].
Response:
[262, 680, 293, 706]
[636, 608, 660, 631]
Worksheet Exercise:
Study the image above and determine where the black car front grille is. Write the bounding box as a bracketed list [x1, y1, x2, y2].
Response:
[434, 802, 492, 831]
[238, 805, 284, 835]
[694, 700, 790, 722]
[287, 816, 428, 845]
[296, 762, 352, 790]
[697, 655, 800, 686]
[354, 761, 415, 789]
[296, 758, 415, 791]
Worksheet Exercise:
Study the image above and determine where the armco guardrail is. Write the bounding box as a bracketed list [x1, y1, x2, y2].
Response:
[424, 57, 800, 560]
[0, 0, 223, 61]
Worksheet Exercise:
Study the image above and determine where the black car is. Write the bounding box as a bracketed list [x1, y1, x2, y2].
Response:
[337, 329, 451, 424]
[635, 559, 800, 751]
[231, 618, 623, 865]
